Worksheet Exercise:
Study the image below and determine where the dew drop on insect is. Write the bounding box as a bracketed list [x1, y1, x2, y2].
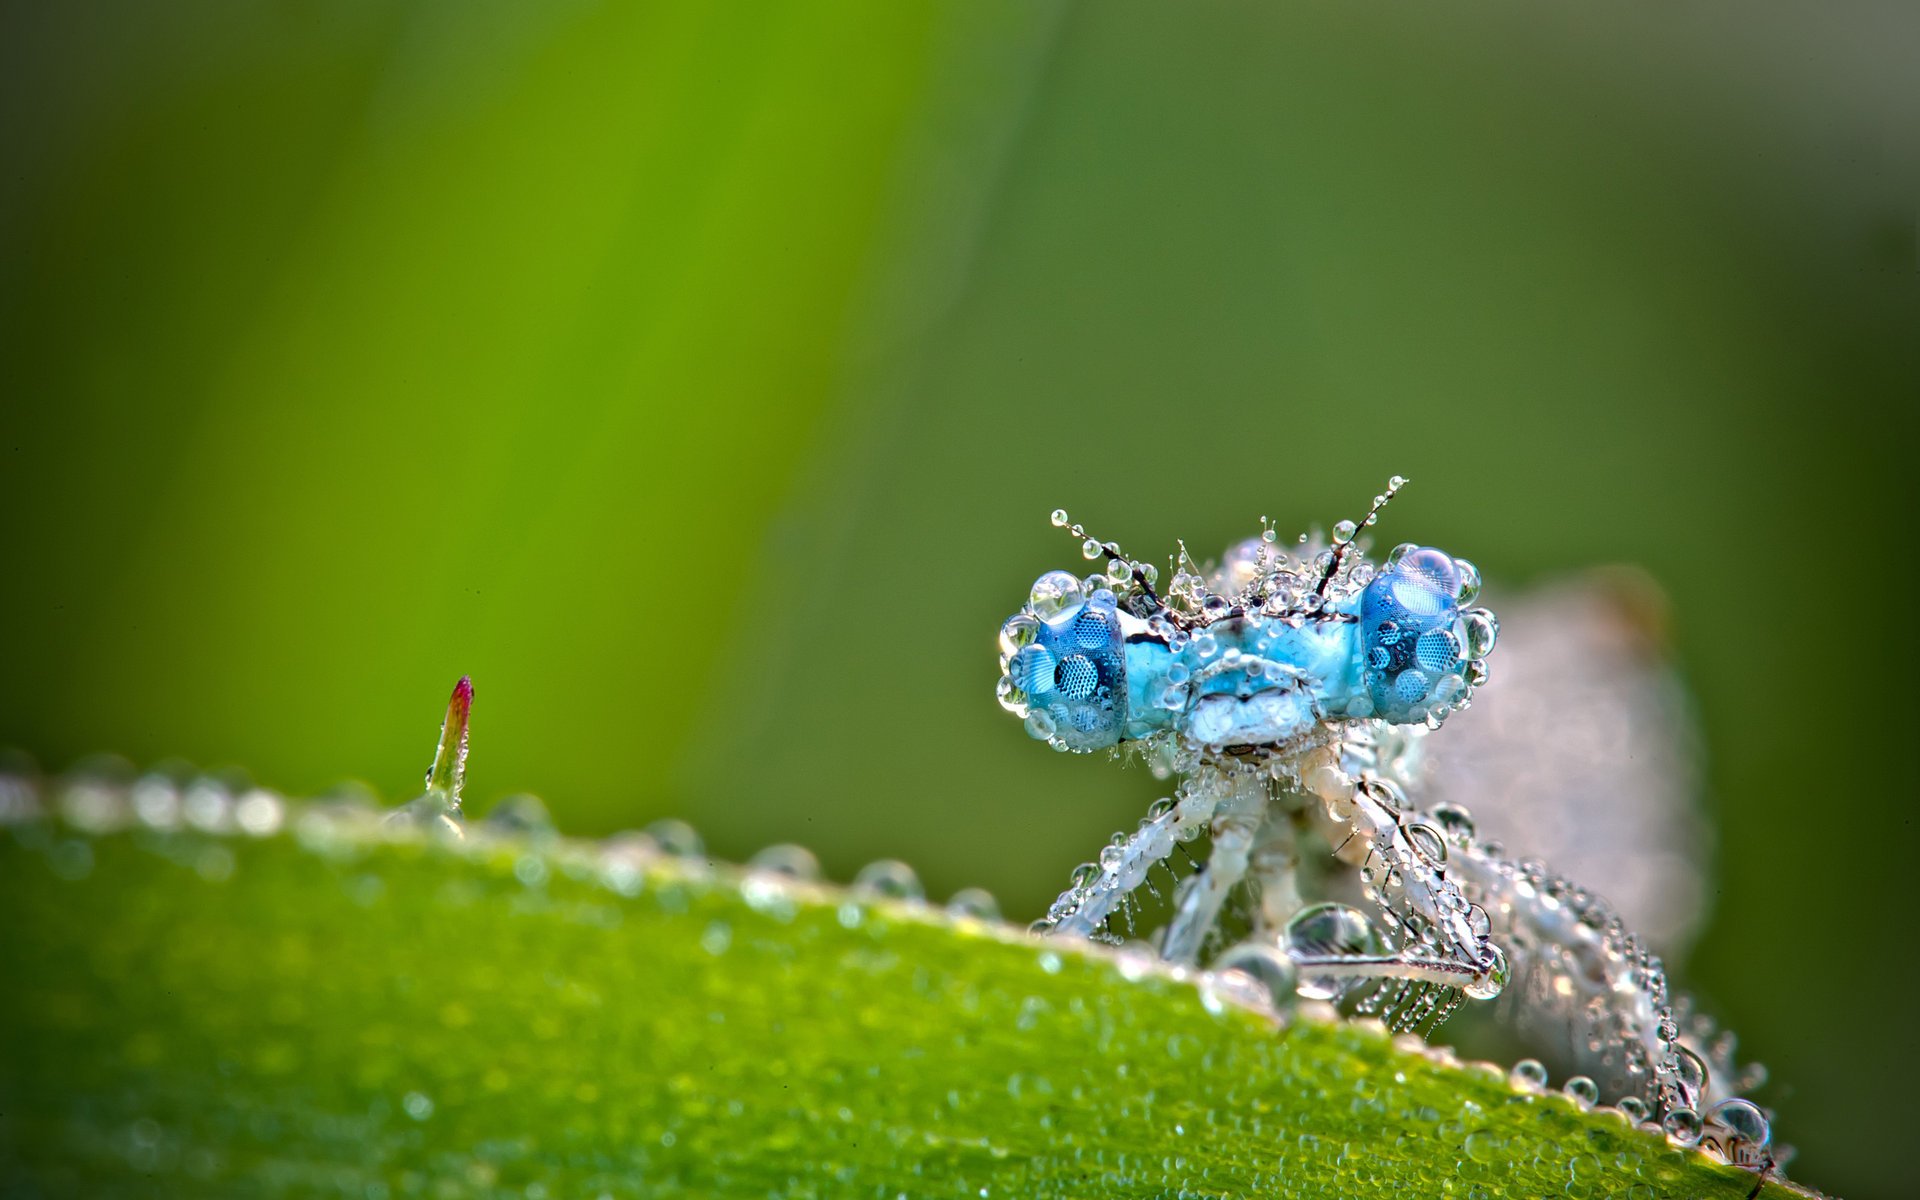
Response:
[1661, 1107, 1703, 1145]
[1025, 710, 1057, 740]
[1284, 903, 1384, 1000]
[1563, 1076, 1600, 1105]
[1465, 948, 1509, 1002]
[1430, 803, 1475, 844]
[1029, 571, 1085, 619]
[748, 843, 821, 881]
[946, 887, 1001, 921]
[1051, 509, 1070, 527]
[1407, 823, 1448, 863]
[1707, 1099, 1771, 1147]
[999, 613, 1039, 658]
[1389, 474, 1408, 490]
[1082, 539, 1103, 561]
[1461, 608, 1499, 660]
[1453, 557, 1482, 605]
[852, 858, 924, 902]
[1386, 542, 1418, 567]
[1213, 942, 1299, 1010]
[1672, 1045, 1711, 1099]
[1616, 1096, 1650, 1122]
[1333, 519, 1358, 544]
[646, 818, 704, 860]
[1510, 1058, 1549, 1089]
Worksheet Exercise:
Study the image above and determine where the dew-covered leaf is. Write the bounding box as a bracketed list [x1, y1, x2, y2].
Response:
[0, 802, 1805, 1198]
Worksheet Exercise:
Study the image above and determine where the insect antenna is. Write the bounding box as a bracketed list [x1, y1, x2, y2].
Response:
[1049, 508, 1164, 609]
[1313, 473, 1410, 600]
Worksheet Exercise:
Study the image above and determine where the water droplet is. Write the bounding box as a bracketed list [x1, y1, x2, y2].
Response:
[1050, 509, 1070, 527]
[1563, 1076, 1599, 1105]
[1213, 942, 1299, 1010]
[1465, 944, 1508, 1000]
[852, 859, 924, 902]
[1333, 519, 1358, 543]
[1462, 1128, 1502, 1164]
[999, 613, 1040, 658]
[1461, 608, 1499, 660]
[1385, 542, 1418, 567]
[483, 793, 554, 836]
[1707, 1099, 1770, 1148]
[1406, 823, 1447, 863]
[1081, 538, 1103, 561]
[1671, 1045, 1710, 1102]
[1510, 1058, 1549, 1089]
[748, 843, 821, 881]
[234, 789, 284, 837]
[1029, 571, 1086, 619]
[1284, 904, 1383, 1000]
[1429, 803, 1475, 843]
[646, 818, 704, 859]
[1661, 1108, 1702, 1145]
[402, 1092, 434, 1121]
[946, 887, 1001, 920]
[182, 779, 233, 833]
[1453, 558, 1482, 605]
[1616, 1096, 1650, 1122]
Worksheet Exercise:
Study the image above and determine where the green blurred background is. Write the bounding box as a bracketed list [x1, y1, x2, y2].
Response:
[2, 1, 1913, 1194]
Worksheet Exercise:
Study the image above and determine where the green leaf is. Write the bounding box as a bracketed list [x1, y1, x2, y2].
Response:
[0, 805, 1803, 1199]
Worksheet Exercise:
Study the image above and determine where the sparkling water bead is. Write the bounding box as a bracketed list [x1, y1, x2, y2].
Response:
[945, 886, 1001, 921]
[1429, 802, 1476, 844]
[852, 858, 924, 902]
[1028, 570, 1086, 619]
[1509, 1058, 1549, 1089]
[645, 817, 705, 859]
[1213, 942, 1299, 1010]
[1284, 903, 1384, 1000]
[748, 843, 822, 880]
[1464, 944, 1509, 1000]
[1010, 643, 1057, 696]
[1460, 606, 1498, 659]
[1452, 557, 1482, 605]
[998, 613, 1039, 657]
[1708, 1099, 1771, 1148]
[1563, 1076, 1600, 1105]
[1662, 1108, 1703, 1145]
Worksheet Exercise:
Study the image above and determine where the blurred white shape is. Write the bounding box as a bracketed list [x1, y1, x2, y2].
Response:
[1421, 568, 1710, 955]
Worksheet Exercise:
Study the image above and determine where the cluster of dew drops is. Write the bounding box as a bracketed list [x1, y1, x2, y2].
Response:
[0, 750, 1007, 924]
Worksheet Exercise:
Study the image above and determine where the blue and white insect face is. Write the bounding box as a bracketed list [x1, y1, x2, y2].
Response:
[996, 518, 1498, 756]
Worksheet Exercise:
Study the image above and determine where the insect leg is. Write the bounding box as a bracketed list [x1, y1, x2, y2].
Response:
[1437, 827, 1774, 1156]
[1159, 812, 1259, 963]
[1036, 785, 1219, 942]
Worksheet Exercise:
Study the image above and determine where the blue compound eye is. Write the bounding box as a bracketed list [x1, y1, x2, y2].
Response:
[1055, 653, 1099, 699]
[1361, 546, 1482, 723]
[1010, 644, 1057, 695]
[1021, 597, 1129, 751]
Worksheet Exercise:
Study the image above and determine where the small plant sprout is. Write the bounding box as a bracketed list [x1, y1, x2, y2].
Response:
[384, 675, 472, 836]
[998, 479, 1782, 1181]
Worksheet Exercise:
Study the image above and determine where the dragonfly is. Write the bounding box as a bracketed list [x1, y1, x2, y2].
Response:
[995, 477, 1780, 1177]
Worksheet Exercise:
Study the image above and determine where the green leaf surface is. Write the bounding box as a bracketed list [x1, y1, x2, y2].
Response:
[0, 809, 1800, 1199]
